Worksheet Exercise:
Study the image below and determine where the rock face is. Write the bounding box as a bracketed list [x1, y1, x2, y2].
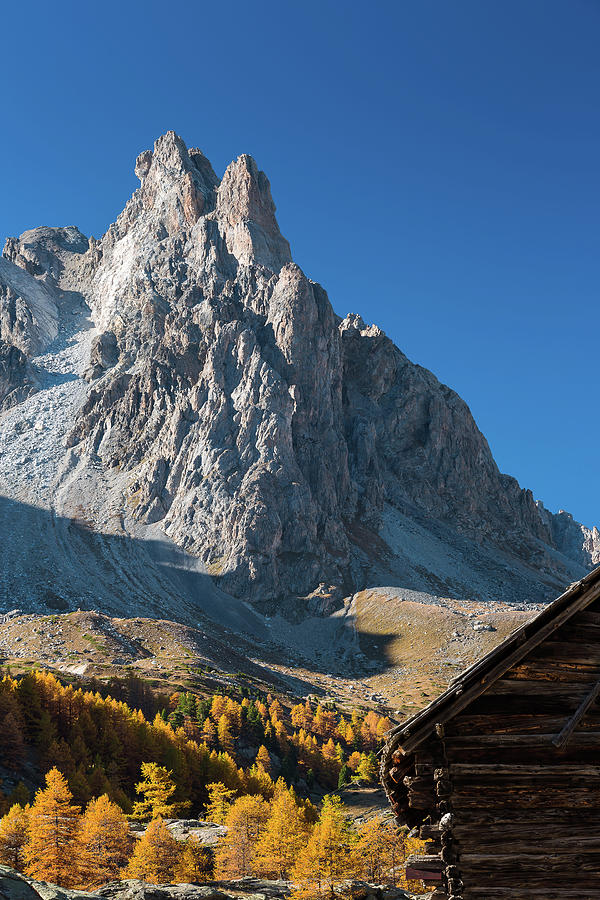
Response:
[0, 256, 58, 356]
[0, 130, 598, 618]
[0, 340, 37, 412]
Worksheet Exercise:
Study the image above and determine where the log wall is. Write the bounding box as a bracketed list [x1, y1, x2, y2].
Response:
[386, 598, 600, 899]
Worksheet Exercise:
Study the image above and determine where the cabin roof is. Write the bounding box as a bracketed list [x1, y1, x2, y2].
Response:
[383, 564, 600, 759]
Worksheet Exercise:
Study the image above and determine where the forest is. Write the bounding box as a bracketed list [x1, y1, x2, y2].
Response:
[0, 670, 424, 896]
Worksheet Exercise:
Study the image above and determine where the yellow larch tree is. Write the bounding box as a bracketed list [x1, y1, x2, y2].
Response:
[253, 782, 312, 879]
[215, 794, 270, 877]
[353, 818, 427, 893]
[0, 803, 30, 871]
[313, 705, 326, 736]
[210, 695, 228, 722]
[75, 794, 133, 888]
[201, 717, 217, 747]
[291, 703, 305, 730]
[302, 699, 313, 730]
[354, 752, 379, 784]
[244, 763, 275, 800]
[124, 817, 180, 883]
[273, 719, 289, 753]
[24, 767, 81, 887]
[217, 715, 234, 753]
[353, 817, 401, 885]
[268, 698, 284, 722]
[292, 794, 357, 899]
[132, 762, 188, 820]
[173, 836, 213, 882]
[335, 716, 348, 741]
[205, 782, 236, 824]
[347, 751, 362, 772]
[321, 739, 340, 781]
[225, 697, 242, 732]
[255, 745, 271, 775]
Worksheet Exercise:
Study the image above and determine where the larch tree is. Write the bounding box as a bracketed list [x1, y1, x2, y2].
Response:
[124, 817, 181, 883]
[321, 739, 340, 781]
[217, 715, 234, 753]
[253, 783, 311, 879]
[132, 762, 188, 820]
[205, 782, 236, 824]
[0, 803, 30, 871]
[292, 794, 357, 899]
[354, 752, 379, 784]
[210, 695, 227, 718]
[291, 703, 305, 730]
[76, 794, 133, 888]
[24, 767, 81, 887]
[353, 817, 402, 885]
[173, 836, 213, 882]
[215, 795, 269, 878]
[244, 763, 275, 800]
[347, 751, 362, 772]
[201, 717, 217, 747]
[255, 745, 271, 775]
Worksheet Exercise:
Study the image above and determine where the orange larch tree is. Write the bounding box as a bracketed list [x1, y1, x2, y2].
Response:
[173, 836, 213, 882]
[205, 782, 236, 824]
[132, 762, 188, 820]
[215, 795, 270, 877]
[24, 767, 81, 887]
[0, 803, 30, 871]
[253, 782, 312, 879]
[76, 794, 133, 888]
[292, 794, 357, 899]
[255, 745, 272, 775]
[217, 715, 234, 753]
[124, 817, 181, 883]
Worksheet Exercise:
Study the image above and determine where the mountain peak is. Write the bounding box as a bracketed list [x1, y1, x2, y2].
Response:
[0, 132, 597, 623]
[216, 153, 291, 270]
[127, 131, 219, 231]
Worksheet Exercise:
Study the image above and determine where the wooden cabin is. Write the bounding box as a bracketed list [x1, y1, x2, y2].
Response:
[381, 566, 600, 899]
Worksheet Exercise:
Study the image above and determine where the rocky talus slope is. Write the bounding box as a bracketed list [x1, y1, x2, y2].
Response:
[0, 130, 598, 629]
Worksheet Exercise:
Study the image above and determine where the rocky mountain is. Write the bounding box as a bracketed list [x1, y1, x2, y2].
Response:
[0, 130, 597, 626]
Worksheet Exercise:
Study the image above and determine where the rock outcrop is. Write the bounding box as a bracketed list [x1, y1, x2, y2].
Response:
[0, 868, 420, 900]
[0, 340, 37, 412]
[0, 256, 58, 356]
[0, 130, 598, 618]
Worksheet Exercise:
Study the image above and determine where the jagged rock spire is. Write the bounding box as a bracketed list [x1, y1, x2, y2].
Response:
[217, 154, 291, 270]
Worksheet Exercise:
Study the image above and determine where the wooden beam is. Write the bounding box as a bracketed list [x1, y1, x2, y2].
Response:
[553, 676, 600, 749]
[444, 731, 600, 748]
[405, 868, 442, 882]
[450, 763, 600, 777]
[466, 891, 600, 899]
[405, 854, 443, 872]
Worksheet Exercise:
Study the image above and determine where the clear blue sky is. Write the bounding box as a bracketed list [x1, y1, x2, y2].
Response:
[2, 0, 599, 527]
